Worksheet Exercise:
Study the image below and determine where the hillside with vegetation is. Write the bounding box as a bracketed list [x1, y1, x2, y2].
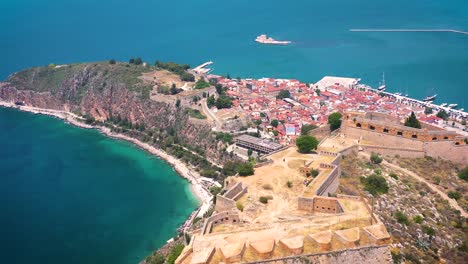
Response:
[339, 153, 467, 264]
[0, 61, 230, 174]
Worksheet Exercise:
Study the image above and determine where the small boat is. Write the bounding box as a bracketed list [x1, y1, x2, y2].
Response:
[394, 92, 402, 96]
[255, 34, 291, 45]
[377, 72, 386, 91]
[448, 103, 458, 108]
[440, 103, 447, 107]
[423, 94, 437, 102]
[459, 108, 464, 111]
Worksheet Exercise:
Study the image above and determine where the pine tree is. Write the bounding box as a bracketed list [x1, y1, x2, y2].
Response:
[404, 111, 421, 129]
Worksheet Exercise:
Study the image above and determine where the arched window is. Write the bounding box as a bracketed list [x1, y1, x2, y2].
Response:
[356, 123, 362, 128]
[444, 136, 449, 140]
[412, 135, 417, 139]
[383, 128, 389, 133]
[432, 137, 437, 141]
[397, 131, 403, 136]
[455, 142, 460, 145]
[369, 125, 375, 130]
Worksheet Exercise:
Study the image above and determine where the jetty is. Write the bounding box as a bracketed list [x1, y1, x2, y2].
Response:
[191, 61, 213, 75]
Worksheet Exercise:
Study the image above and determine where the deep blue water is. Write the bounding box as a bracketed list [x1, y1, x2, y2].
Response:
[0, 0, 467, 263]
[1, 0, 468, 107]
[0, 107, 198, 264]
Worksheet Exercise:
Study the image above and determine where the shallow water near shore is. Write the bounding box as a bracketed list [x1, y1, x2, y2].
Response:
[0, 107, 198, 264]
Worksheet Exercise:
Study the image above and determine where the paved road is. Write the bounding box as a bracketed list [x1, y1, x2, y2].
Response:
[359, 152, 467, 218]
[201, 99, 222, 130]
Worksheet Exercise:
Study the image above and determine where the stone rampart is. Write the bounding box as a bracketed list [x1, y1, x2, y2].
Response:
[424, 141, 468, 165]
[315, 164, 340, 196]
[360, 144, 425, 159]
[215, 195, 236, 212]
[243, 245, 391, 264]
[298, 196, 343, 214]
[201, 210, 240, 235]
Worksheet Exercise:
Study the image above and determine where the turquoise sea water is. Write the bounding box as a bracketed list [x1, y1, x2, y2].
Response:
[0, 1, 467, 263]
[0, 107, 198, 264]
[1, 0, 468, 107]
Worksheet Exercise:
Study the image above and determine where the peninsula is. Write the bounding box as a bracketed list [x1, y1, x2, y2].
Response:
[1, 59, 467, 264]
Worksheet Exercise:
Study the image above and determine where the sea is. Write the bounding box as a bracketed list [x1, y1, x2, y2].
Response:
[0, 0, 467, 263]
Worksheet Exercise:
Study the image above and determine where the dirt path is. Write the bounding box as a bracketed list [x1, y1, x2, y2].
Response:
[359, 152, 467, 218]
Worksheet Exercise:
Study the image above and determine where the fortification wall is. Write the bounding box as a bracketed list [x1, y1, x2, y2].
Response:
[224, 182, 244, 200]
[424, 141, 468, 165]
[360, 145, 425, 159]
[344, 126, 425, 150]
[215, 195, 236, 212]
[316, 164, 340, 196]
[244, 245, 391, 264]
[201, 210, 240, 235]
[313, 197, 344, 214]
[298, 197, 343, 214]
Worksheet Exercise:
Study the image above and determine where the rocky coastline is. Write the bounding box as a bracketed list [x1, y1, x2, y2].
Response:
[0, 100, 213, 210]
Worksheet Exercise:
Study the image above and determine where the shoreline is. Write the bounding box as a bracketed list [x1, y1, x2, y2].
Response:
[0, 100, 213, 213]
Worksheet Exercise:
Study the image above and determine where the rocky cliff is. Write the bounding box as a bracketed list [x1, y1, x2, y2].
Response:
[0, 62, 224, 164]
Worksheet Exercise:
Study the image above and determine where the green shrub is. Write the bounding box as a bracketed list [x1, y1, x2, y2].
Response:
[108, 59, 116, 64]
[389, 173, 398, 180]
[458, 167, 468, 181]
[422, 225, 436, 237]
[259, 196, 269, 204]
[167, 244, 184, 264]
[236, 201, 244, 212]
[370, 152, 383, 164]
[394, 211, 410, 225]
[360, 174, 389, 195]
[311, 169, 320, 177]
[448, 191, 461, 200]
[413, 215, 423, 224]
[287, 181, 293, 188]
[238, 162, 254, 176]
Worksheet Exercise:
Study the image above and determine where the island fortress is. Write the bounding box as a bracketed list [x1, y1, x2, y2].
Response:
[341, 112, 468, 165]
[175, 144, 392, 264]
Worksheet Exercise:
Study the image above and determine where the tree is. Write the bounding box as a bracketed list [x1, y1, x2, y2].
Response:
[301, 124, 317, 135]
[175, 99, 181, 108]
[270, 119, 279, 128]
[328, 112, 342, 131]
[311, 169, 319, 177]
[147, 253, 165, 264]
[404, 111, 421, 129]
[424, 107, 433, 115]
[108, 59, 116, 64]
[315, 89, 321, 95]
[129, 58, 135, 64]
[296, 135, 319, 153]
[207, 95, 216, 108]
[370, 152, 383, 164]
[134, 57, 143, 65]
[360, 174, 389, 195]
[437, 109, 449, 120]
[238, 162, 254, 176]
[459, 167, 468, 181]
[215, 95, 232, 109]
[247, 149, 253, 156]
[170, 83, 179, 95]
[277, 90, 291, 99]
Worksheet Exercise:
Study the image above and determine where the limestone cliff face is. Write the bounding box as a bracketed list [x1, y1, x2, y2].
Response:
[0, 63, 222, 161]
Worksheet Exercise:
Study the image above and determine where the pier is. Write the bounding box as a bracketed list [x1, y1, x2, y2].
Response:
[349, 29, 468, 35]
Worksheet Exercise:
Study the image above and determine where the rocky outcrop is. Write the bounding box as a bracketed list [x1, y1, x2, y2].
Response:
[0, 63, 224, 162]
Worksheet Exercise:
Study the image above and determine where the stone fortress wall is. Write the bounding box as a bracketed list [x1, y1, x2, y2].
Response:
[341, 112, 468, 164]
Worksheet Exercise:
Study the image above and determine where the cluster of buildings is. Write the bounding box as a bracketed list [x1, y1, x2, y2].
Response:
[207, 74, 467, 144]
